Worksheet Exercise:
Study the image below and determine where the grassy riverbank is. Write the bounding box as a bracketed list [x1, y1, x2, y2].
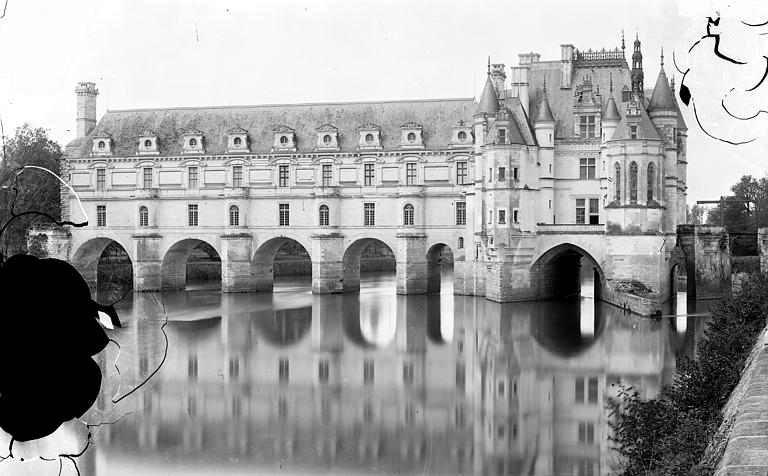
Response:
[610, 273, 768, 475]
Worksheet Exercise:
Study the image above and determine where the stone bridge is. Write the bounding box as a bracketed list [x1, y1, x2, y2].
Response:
[30, 224, 733, 315]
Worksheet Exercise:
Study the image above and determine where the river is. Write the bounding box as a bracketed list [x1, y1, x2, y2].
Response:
[75, 271, 703, 476]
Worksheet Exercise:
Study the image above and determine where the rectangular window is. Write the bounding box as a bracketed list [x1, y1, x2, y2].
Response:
[188, 204, 198, 226]
[498, 128, 506, 143]
[579, 158, 596, 179]
[96, 168, 105, 190]
[513, 209, 519, 223]
[489, 210, 493, 224]
[96, 205, 106, 227]
[513, 167, 519, 180]
[143, 167, 152, 189]
[456, 363, 465, 393]
[589, 198, 600, 225]
[406, 162, 417, 185]
[318, 360, 329, 383]
[456, 202, 466, 226]
[580, 115, 596, 138]
[576, 199, 586, 224]
[403, 362, 414, 386]
[498, 167, 506, 181]
[228, 357, 239, 381]
[588, 377, 598, 403]
[278, 358, 289, 384]
[278, 165, 289, 187]
[578, 421, 595, 443]
[322, 164, 333, 186]
[456, 161, 468, 184]
[630, 125, 638, 139]
[498, 209, 506, 224]
[279, 203, 290, 226]
[364, 163, 375, 186]
[232, 165, 243, 187]
[364, 202, 375, 226]
[363, 359, 374, 385]
[476, 243, 482, 260]
[575, 377, 585, 403]
[188, 166, 198, 189]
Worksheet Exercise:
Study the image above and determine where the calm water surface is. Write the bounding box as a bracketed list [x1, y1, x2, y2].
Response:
[78, 272, 704, 476]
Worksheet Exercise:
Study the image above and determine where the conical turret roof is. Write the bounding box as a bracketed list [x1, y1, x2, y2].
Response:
[648, 66, 676, 111]
[535, 96, 554, 123]
[604, 96, 621, 122]
[477, 75, 499, 115]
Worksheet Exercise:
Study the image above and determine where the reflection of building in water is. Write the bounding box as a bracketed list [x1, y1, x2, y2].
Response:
[97, 292, 679, 475]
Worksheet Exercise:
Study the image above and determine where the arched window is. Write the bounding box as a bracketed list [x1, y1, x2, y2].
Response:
[98, 140, 105, 150]
[234, 137, 242, 146]
[229, 205, 240, 226]
[403, 203, 413, 226]
[139, 206, 149, 227]
[614, 163, 621, 201]
[144, 139, 152, 148]
[319, 204, 329, 226]
[189, 138, 197, 147]
[403, 203, 414, 226]
[458, 131, 467, 141]
[629, 161, 638, 203]
[407, 132, 416, 143]
[458, 237, 464, 249]
[279, 135, 288, 145]
[647, 162, 655, 202]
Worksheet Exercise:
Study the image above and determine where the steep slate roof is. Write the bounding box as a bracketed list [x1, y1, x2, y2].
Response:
[65, 98, 477, 158]
[648, 67, 676, 111]
[603, 96, 621, 122]
[477, 75, 500, 115]
[527, 63, 633, 139]
[610, 103, 661, 141]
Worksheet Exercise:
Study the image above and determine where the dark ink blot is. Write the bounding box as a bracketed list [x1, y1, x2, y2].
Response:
[679, 83, 692, 106]
[0, 254, 120, 442]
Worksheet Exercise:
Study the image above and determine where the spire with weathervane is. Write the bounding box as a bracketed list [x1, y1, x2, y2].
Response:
[477, 56, 500, 115]
[631, 31, 644, 95]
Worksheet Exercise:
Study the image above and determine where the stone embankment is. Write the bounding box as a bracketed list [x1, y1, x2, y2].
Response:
[715, 327, 768, 475]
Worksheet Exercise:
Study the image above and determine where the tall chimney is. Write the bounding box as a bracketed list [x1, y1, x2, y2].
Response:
[75, 82, 99, 138]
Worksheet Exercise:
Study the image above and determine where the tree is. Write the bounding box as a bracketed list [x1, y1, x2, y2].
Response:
[688, 204, 706, 225]
[0, 124, 63, 258]
[704, 175, 768, 255]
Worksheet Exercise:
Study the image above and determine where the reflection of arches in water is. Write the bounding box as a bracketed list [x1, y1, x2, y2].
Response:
[529, 299, 608, 357]
[161, 239, 221, 290]
[426, 243, 454, 294]
[166, 316, 223, 339]
[531, 243, 605, 300]
[252, 237, 312, 291]
[255, 306, 312, 346]
[342, 293, 397, 348]
[72, 237, 133, 290]
[426, 294, 453, 344]
[342, 238, 396, 293]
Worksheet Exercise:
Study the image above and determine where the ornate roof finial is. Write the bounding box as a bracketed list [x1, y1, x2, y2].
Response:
[610, 72, 614, 93]
[543, 74, 547, 94]
[670, 76, 676, 92]
[660, 46, 664, 67]
[487, 56, 491, 76]
[621, 29, 625, 51]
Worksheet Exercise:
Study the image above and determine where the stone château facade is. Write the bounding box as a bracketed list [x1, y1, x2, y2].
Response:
[53, 35, 692, 311]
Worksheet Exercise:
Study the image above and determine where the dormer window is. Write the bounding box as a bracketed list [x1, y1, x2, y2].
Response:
[138, 130, 159, 155]
[630, 125, 638, 139]
[358, 123, 382, 150]
[580, 115, 596, 138]
[227, 126, 249, 152]
[91, 131, 113, 156]
[400, 122, 424, 149]
[272, 125, 297, 151]
[621, 85, 631, 102]
[498, 129, 506, 144]
[316, 124, 340, 151]
[451, 120, 472, 148]
[182, 128, 204, 154]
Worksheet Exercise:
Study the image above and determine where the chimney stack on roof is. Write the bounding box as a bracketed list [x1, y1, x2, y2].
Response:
[75, 82, 99, 138]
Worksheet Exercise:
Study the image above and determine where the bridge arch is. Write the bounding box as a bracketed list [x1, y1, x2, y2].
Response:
[161, 238, 221, 290]
[71, 237, 133, 291]
[426, 243, 454, 294]
[342, 238, 397, 293]
[530, 243, 606, 300]
[251, 236, 313, 292]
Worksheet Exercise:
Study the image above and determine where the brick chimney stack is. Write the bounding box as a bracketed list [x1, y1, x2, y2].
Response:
[75, 82, 99, 138]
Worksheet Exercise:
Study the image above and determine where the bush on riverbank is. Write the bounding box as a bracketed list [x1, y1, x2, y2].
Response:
[610, 272, 768, 475]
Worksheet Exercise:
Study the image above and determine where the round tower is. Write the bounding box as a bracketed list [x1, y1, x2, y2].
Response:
[534, 78, 556, 224]
[602, 73, 621, 143]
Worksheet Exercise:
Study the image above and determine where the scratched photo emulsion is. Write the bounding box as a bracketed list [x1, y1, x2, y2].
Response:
[2, 1, 768, 475]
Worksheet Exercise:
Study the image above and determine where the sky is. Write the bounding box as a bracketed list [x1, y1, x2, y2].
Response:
[1, 0, 767, 204]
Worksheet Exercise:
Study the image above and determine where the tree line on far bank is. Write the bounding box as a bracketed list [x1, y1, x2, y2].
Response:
[0, 124, 62, 259]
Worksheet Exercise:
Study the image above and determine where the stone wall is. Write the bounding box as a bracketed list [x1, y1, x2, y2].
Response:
[713, 327, 768, 475]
